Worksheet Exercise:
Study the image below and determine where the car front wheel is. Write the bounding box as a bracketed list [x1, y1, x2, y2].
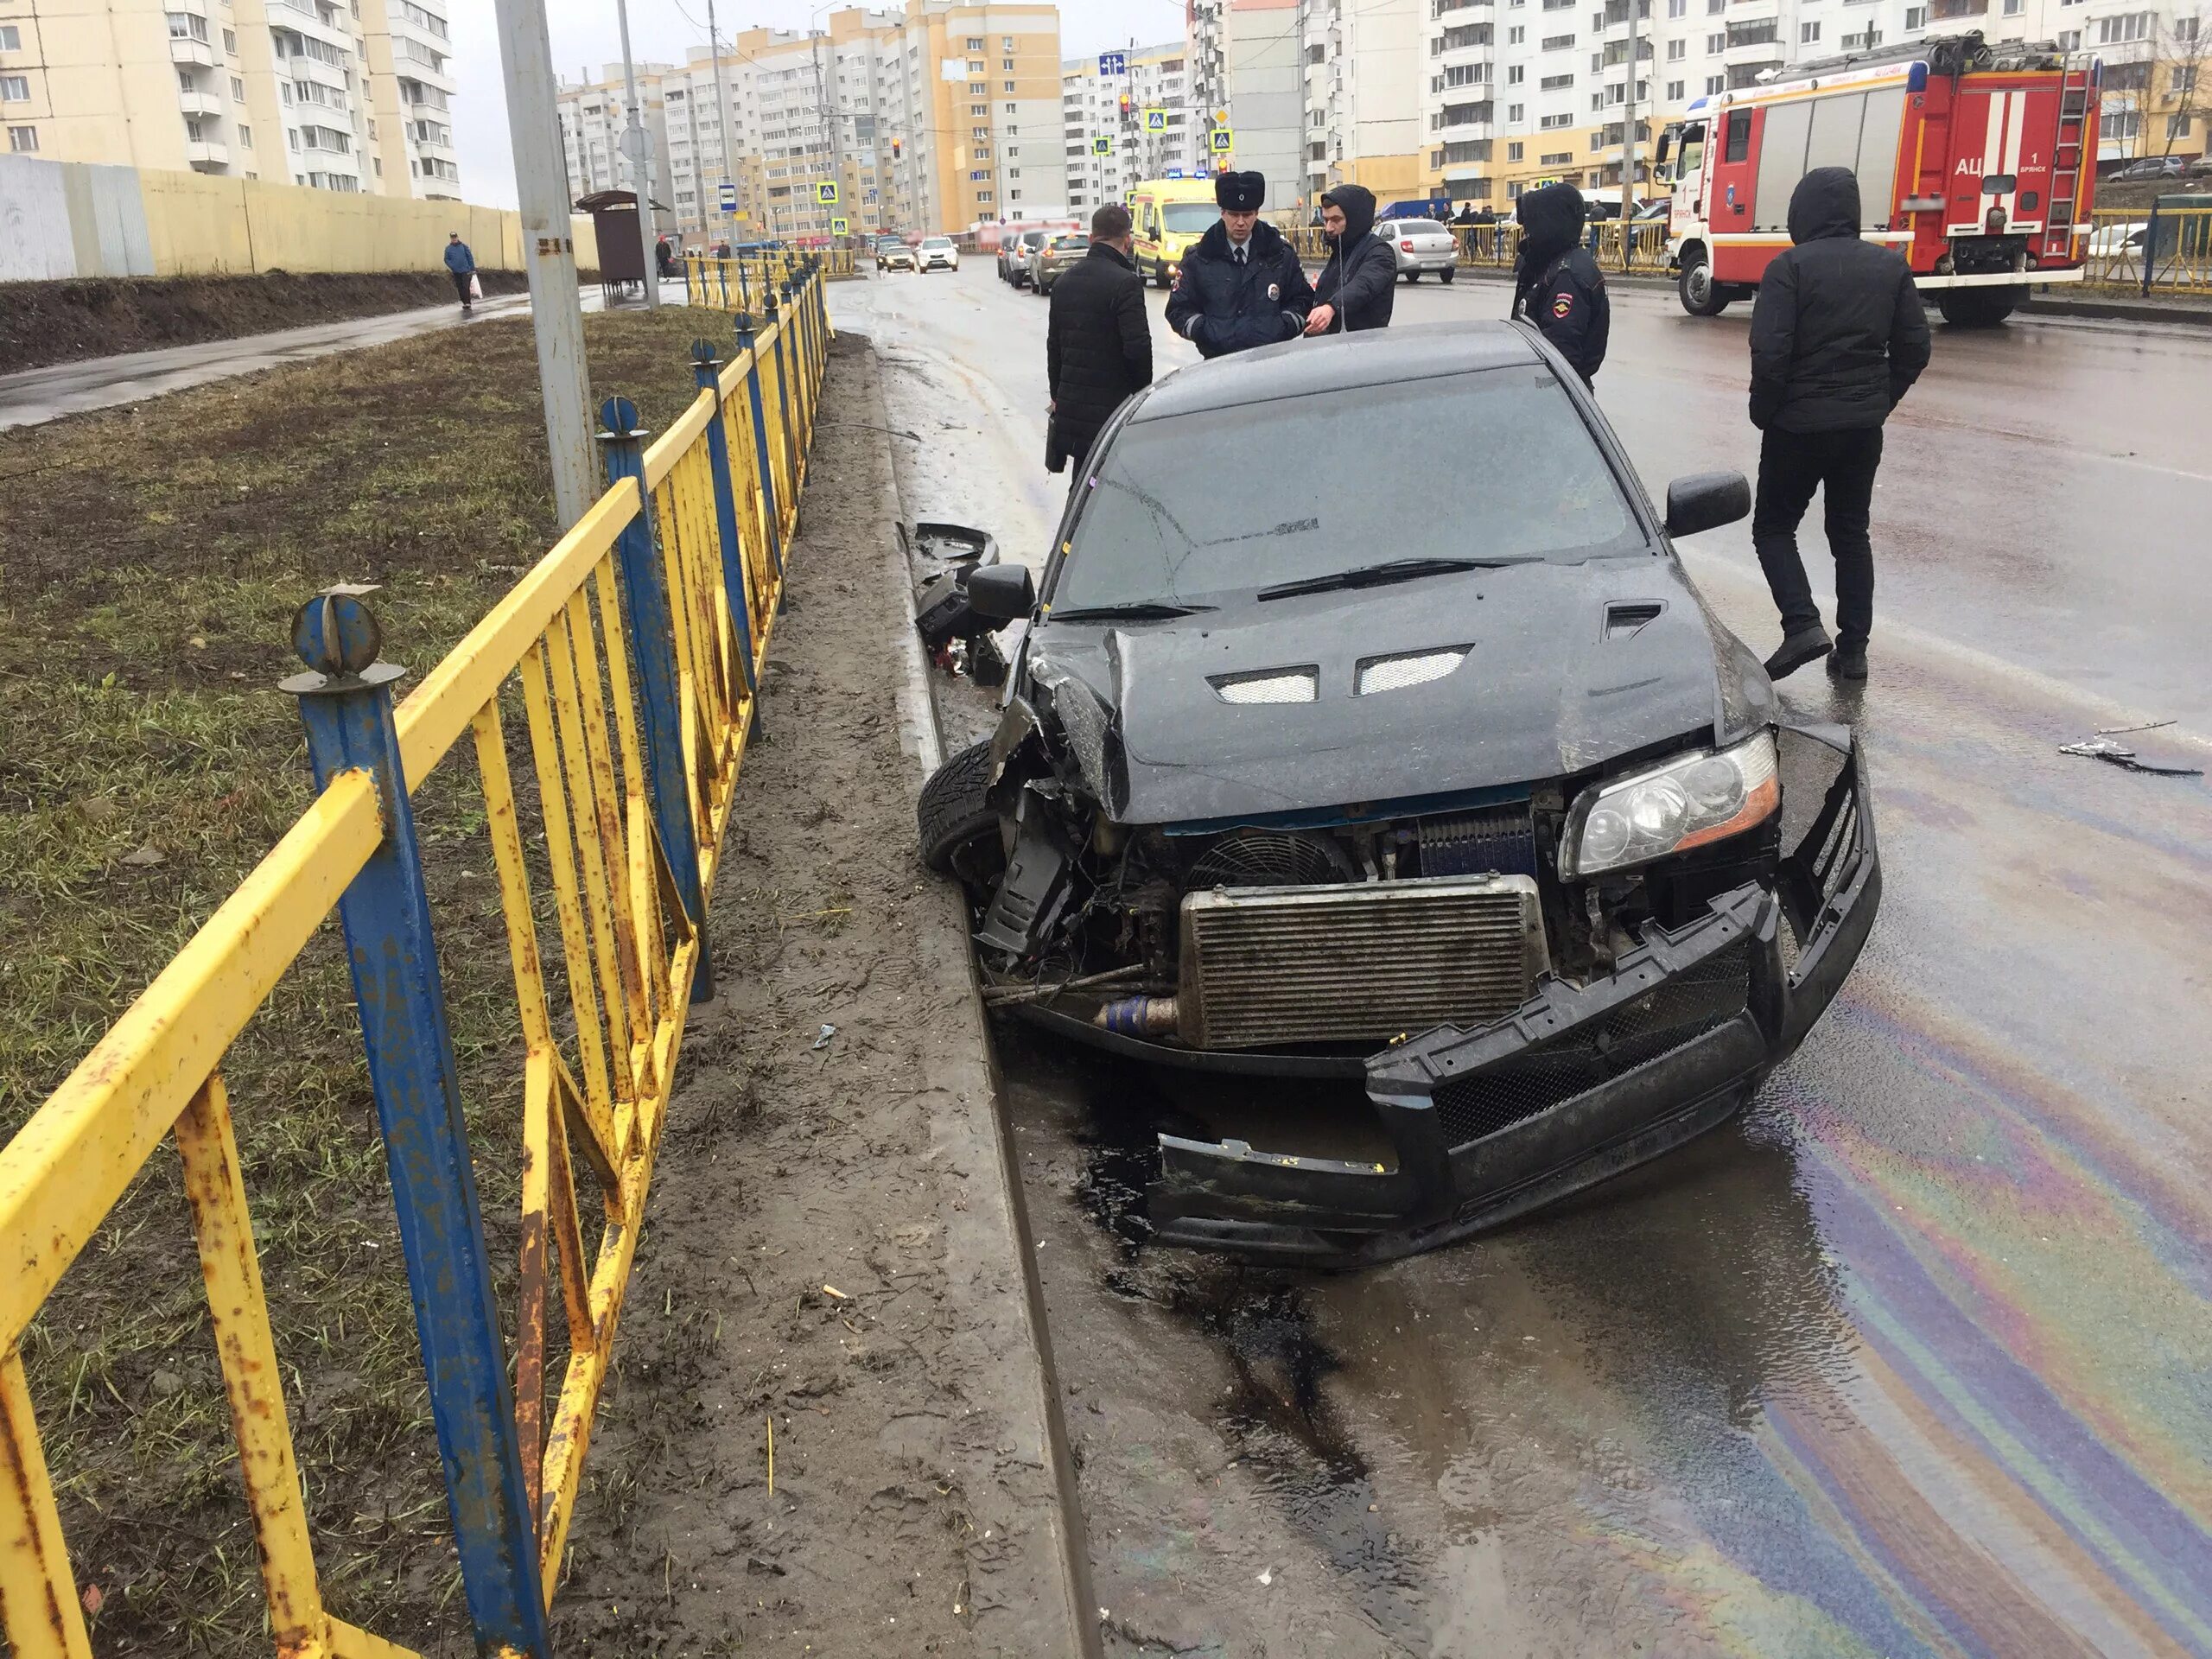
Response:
[918, 739, 1004, 897]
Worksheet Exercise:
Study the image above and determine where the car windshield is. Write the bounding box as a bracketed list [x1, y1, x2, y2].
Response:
[1394, 219, 1444, 234]
[1163, 202, 1217, 233]
[923, 237, 953, 249]
[1052, 368, 1643, 612]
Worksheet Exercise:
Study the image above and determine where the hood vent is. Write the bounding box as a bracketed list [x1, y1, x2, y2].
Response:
[1355, 647, 1470, 696]
[1210, 666, 1319, 705]
[1604, 601, 1665, 641]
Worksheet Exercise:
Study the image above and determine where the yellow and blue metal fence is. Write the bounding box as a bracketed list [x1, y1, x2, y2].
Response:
[0, 258, 836, 1658]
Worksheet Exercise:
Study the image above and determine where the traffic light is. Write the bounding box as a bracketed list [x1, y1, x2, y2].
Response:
[1119, 92, 1132, 120]
[892, 138, 902, 159]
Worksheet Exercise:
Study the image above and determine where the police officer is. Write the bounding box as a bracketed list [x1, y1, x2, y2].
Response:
[1511, 181, 1609, 387]
[1165, 171, 1313, 359]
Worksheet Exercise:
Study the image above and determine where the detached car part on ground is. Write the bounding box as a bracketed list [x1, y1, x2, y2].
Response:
[917, 323, 1880, 1267]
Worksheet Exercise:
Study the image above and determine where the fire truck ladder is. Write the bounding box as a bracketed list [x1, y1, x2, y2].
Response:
[2049, 61, 2093, 250]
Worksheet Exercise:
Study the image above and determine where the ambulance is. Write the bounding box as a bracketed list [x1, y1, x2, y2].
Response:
[1130, 176, 1223, 289]
[1656, 31, 2098, 326]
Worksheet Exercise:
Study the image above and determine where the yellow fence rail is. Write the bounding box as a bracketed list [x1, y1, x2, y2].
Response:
[1287, 218, 1668, 273]
[0, 261, 836, 1657]
[2081, 204, 2212, 295]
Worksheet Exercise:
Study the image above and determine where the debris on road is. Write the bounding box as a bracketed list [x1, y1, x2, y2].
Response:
[2059, 733, 2202, 777]
[811, 1021, 838, 1050]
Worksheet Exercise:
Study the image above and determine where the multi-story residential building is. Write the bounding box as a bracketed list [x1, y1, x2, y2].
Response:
[1302, 0, 1424, 210]
[562, 3, 1065, 250]
[556, 60, 678, 234]
[0, 0, 459, 195]
[1061, 41, 1197, 215]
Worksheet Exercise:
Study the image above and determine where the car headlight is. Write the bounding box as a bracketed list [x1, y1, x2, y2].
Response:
[1559, 733, 1779, 879]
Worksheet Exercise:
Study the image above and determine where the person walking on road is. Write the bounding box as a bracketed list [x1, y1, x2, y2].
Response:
[1166, 172, 1313, 359]
[1306, 184, 1395, 336]
[1510, 181, 1609, 388]
[1046, 204, 1154, 495]
[443, 232, 476, 314]
[1748, 166, 1931, 683]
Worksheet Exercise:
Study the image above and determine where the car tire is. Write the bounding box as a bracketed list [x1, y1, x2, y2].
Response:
[1678, 252, 1731, 316]
[1439, 266, 1457, 284]
[1406, 269, 1421, 283]
[918, 739, 1002, 890]
[1936, 287, 2020, 327]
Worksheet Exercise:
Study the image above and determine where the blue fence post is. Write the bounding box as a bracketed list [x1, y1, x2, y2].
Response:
[597, 396, 715, 1002]
[278, 589, 550, 1657]
[690, 340, 760, 700]
[734, 309, 785, 582]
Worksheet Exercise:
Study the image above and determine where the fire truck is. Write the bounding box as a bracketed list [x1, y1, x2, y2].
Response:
[1655, 33, 2099, 327]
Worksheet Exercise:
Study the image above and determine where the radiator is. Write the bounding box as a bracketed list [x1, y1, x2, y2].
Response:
[1176, 874, 1550, 1050]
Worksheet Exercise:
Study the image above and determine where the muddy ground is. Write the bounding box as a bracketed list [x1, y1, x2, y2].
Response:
[0, 270, 531, 375]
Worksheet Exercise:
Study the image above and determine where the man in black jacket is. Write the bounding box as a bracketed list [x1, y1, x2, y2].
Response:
[1511, 181, 1609, 386]
[1748, 166, 1931, 681]
[1047, 204, 1154, 491]
[1165, 171, 1313, 359]
[1306, 183, 1396, 336]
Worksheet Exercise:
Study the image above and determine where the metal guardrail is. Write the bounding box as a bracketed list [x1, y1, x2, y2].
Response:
[0, 259, 836, 1658]
[2081, 203, 2212, 295]
[1287, 219, 1668, 273]
[683, 248, 858, 300]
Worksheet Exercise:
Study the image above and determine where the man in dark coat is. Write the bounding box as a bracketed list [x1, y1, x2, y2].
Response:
[1306, 183, 1396, 335]
[1046, 204, 1154, 490]
[1165, 171, 1313, 359]
[1747, 166, 1931, 681]
[1511, 182, 1607, 386]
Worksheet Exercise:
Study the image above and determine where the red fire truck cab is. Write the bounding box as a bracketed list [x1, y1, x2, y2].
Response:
[1656, 33, 2099, 327]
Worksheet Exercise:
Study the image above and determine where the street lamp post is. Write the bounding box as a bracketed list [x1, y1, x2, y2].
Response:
[613, 0, 659, 308]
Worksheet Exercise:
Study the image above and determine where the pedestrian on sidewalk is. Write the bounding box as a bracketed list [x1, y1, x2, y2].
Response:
[1166, 172, 1313, 359]
[443, 232, 476, 313]
[1046, 204, 1154, 495]
[656, 235, 676, 280]
[1747, 166, 1930, 683]
[1511, 181, 1609, 388]
[1305, 183, 1395, 336]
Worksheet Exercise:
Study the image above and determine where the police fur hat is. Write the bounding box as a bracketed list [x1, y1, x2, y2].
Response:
[1214, 170, 1266, 213]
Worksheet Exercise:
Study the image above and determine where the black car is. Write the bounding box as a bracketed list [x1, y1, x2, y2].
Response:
[919, 321, 1880, 1266]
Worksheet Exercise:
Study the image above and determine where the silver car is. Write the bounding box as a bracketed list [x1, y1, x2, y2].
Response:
[1028, 232, 1091, 295]
[1000, 227, 1048, 285]
[1383, 219, 1459, 283]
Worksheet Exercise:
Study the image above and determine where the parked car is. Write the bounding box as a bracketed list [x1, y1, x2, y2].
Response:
[880, 240, 918, 273]
[2190, 154, 2212, 178]
[2087, 220, 2150, 259]
[1028, 232, 1091, 294]
[999, 227, 1049, 284]
[1384, 219, 1459, 283]
[918, 235, 959, 274]
[2109, 155, 2185, 182]
[916, 321, 1878, 1264]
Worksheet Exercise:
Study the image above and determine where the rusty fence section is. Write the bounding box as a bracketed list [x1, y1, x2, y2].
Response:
[0, 260, 834, 1658]
[2080, 203, 2212, 295]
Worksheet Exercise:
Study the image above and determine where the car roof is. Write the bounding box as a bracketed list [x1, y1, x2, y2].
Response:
[1128, 321, 1548, 423]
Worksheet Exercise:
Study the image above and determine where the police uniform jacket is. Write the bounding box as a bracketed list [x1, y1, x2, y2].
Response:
[1516, 248, 1611, 386]
[1165, 219, 1314, 359]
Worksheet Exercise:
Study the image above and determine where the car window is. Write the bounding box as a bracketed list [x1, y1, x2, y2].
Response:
[1395, 219, 1444, 234]
[1054, 235, 1088, 251]
[1052, 369, 1643, 611]
[1163, 202, 1217, 233]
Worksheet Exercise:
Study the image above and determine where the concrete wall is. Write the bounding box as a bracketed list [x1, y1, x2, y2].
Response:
[1, 154, 594, 280]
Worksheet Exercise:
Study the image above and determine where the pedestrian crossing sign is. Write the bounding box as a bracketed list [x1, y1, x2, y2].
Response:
[1144, 107, 1166, 132]
[1091, 136, 1112, 156]
[816, 181, 839, 205]
[830, 216, 849, 234]
[1209, 127, 1234, 154]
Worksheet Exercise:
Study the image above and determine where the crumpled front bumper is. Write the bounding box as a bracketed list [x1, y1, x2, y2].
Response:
[1149, 734, 1879, 1267]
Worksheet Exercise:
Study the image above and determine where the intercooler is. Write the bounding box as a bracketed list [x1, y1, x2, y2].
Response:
[1175, 875, 1551, 1049]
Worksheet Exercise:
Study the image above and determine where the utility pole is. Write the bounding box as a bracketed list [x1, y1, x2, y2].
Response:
[490, 0, 596, 527]
[705, 0, 734, 245]
[1622, 0, 1639, 223]
[614, 0, 659, 308]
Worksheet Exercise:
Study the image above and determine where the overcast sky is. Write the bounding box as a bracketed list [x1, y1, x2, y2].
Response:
[454, 0, 1192, 208]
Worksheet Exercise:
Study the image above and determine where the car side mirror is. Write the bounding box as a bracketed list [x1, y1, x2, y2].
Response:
[1664, 471, 1751, 538]
[966, 562, 1035, 623]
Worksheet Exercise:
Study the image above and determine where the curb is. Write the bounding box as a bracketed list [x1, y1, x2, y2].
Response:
[855, 335, 1104, 1659]
[2019, 292, 2212, 327]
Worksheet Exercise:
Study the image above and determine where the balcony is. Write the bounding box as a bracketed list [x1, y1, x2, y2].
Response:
[169, 37, 216, 67]
[1438, 100, 1494, 130]
[177, 86, 224, 117]
[184, 139, 230, 165]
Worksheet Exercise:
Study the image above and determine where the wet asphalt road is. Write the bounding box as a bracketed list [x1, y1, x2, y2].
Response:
[835, 265, 2212, 1657]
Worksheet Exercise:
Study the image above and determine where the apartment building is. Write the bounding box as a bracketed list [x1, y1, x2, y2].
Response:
[561, 3, 1065, 249]
[1061, 41, 1197, 214]
[0, 0, 458, 195]
[1302, 0, 1425, 209]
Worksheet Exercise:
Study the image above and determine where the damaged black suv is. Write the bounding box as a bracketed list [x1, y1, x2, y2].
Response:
[919, 321, 1879, 1266]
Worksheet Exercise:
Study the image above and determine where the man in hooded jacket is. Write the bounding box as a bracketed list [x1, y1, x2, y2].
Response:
[1046, 204, 1154, 491]
[1746, 166, 1930, 682]
[1511, 181, 1608, 385]
[1305, 183, 1397, 336]
[1166, 171, 1313, 359]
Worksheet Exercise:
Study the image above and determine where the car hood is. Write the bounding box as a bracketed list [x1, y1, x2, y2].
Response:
[1028, 556, 1772, 825]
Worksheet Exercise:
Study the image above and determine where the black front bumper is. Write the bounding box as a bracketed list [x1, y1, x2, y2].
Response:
[1148, 736, 1880, 1267]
